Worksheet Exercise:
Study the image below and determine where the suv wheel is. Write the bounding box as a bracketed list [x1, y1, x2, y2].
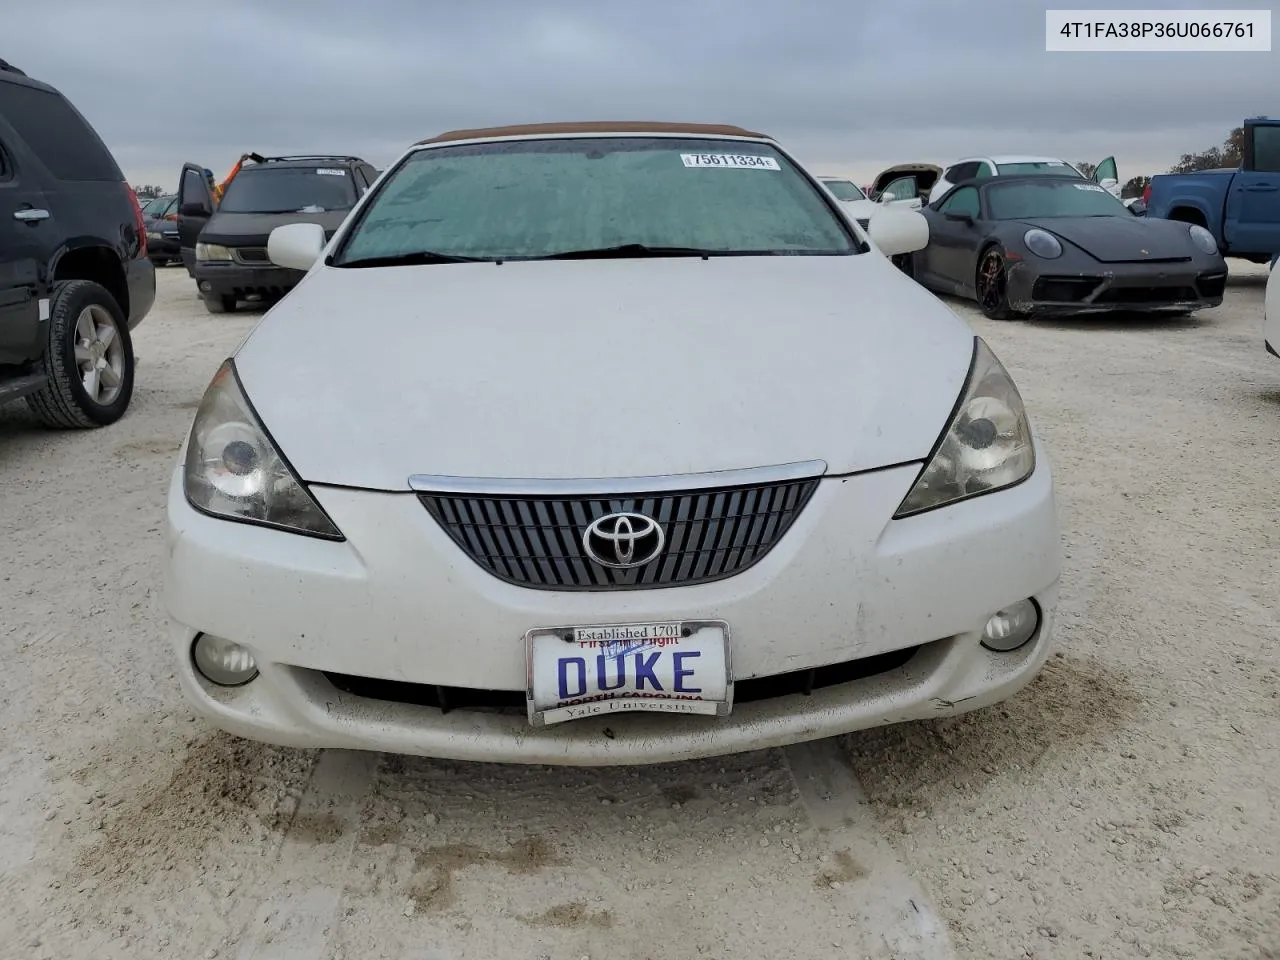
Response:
[204, 293, 237, 314]
[27, 280, 135, 428]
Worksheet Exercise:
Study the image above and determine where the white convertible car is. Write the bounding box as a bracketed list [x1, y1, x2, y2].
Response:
[165, 121, 1062, 765]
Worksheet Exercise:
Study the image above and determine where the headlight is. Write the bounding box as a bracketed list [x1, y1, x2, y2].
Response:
[183, 359, 343, 539]
[1023, 229, 1062, 259]
[196, 242, 233, 261]
[1188, 224, 1219, 256]
[895, 337, 1035, 518]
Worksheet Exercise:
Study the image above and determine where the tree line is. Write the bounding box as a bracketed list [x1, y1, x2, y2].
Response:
[1075, 125, 1245, 198]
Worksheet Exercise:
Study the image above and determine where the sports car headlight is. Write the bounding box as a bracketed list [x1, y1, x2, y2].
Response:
[895, 337, 1035, 518]
[1023, 229, 1062, 259]
[183, 360, 343, 539]
[1188, 224, 1219, 255]
[196, 242, 233, 262]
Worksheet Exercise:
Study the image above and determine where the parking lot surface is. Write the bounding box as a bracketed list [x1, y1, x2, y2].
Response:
[2, 264, 1277, 959]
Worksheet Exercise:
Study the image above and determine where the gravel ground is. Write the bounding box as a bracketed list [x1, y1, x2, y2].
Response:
[1, 263, 1276, 960]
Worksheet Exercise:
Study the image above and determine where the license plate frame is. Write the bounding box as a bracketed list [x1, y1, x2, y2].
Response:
[524, 619, 733, 728]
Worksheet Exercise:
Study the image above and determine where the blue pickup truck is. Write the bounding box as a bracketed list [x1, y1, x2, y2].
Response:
[1145, 117, 1280, 266]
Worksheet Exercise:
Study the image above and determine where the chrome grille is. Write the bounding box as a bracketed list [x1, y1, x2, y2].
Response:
[417, 472, 821, 591]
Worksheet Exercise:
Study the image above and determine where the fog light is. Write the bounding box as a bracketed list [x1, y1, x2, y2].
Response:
[199, 281, 212, 292]
[981, 599, 1040, 652]
[192, 633, 258, 686]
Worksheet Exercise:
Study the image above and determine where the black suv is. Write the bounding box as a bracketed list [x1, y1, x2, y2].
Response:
[0, 58, 155, 427]
[176, 155, 377, 313]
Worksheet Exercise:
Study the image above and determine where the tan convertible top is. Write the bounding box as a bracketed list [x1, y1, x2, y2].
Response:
[416, 121, 771, 145]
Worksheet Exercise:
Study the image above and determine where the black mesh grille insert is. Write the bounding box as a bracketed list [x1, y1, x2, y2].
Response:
[419, 478, 820, 591]
[322, 644, 921, 714]
[1093, 285, 1198, 305]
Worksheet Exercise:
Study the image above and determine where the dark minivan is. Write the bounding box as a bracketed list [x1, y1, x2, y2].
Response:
[0, 58, 155, 427]
[176, 155, 378, 313]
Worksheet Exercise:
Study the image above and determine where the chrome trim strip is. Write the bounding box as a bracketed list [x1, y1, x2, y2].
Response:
[408, 459, 829, 496]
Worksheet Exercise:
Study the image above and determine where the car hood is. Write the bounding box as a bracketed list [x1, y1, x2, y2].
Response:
[233, 256, 977, 490]
[1021, 215, 1201, 263]
[837, 198, 881, 221]
[199, 209, 350, 247]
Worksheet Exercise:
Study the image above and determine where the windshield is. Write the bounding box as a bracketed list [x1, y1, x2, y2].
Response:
[217, 167, 356, 214]
[996, 161, 1081, 178]
[822, 179, 866, 201]
[987, 180, 1130, 219]
[335, 137, 855, 263]
[142, 195, 173, 215]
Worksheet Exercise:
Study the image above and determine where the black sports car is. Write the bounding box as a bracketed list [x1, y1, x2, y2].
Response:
[906, 175, 1227, 319]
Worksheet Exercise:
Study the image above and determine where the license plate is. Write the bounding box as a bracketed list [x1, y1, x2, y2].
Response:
[525, 620, 732, 727]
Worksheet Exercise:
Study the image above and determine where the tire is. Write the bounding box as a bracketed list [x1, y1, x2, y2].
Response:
[26, 279, 135, 428]
[203, 293, 236, 314]
[976, 245, 1017, 321]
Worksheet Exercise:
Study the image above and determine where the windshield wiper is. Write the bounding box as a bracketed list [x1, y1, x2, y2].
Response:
[533, 243, 727, 260]
[335, 250, 494, 268]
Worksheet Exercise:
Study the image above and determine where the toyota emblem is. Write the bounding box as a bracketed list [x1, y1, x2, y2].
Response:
[582, 512, 665, 569]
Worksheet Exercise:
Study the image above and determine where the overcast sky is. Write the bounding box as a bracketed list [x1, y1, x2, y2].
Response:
[12, 0, 1274, 190]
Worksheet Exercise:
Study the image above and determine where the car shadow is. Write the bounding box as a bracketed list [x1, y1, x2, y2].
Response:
[1225, 271, 1268, 289]
[233, 299, 275, 315]
[1024, 308, 1213, 332]
[0, 402, 40, 433]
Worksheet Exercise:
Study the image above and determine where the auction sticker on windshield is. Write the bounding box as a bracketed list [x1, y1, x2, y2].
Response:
[1074, 183, 1107, 191]
[681, 154, 780, 170]
[526, 620, 732, 726]
[316, 168, 347, 176]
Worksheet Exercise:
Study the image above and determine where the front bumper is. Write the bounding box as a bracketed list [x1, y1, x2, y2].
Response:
[193, 261, 305, 301]
[163, 446, 1062, 765]
[145, 232, 181, 258]
[1008, 261, 1226, 314]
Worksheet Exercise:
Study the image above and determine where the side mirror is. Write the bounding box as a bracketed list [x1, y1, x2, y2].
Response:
[1127, 200, 1147, 216]
[867, 208, 929, 257]
[180, 201, 211, 218]
[268, 222, 327, 271]
[943, 211, 974, 225]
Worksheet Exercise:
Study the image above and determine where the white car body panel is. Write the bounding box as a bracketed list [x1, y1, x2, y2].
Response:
[234, 255, 974, 489]
[165, 127, 1061, 765]
[1266, 261, 1280, 357]
[839, 197, 881, 222]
